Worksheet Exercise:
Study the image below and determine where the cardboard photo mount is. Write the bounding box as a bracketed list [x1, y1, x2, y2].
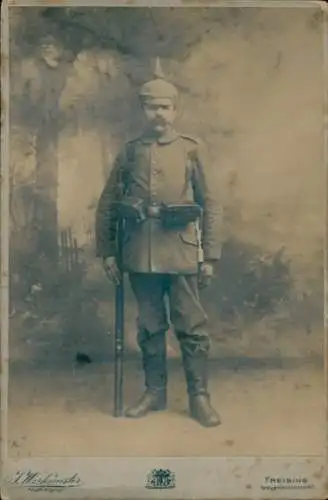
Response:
[1, 0, 328, 499]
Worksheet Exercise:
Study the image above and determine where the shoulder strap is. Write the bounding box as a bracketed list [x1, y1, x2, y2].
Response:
[120, 139, 137, 195]
[125, 140, 137, 164]
[180, 133, 200, 145]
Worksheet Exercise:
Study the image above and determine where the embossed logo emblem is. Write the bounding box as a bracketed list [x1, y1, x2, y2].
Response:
[145, 468, 176, 489]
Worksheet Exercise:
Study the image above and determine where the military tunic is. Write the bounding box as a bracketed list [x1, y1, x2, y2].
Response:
[95, 129, 223, 274]
[95, 129, 223, 336]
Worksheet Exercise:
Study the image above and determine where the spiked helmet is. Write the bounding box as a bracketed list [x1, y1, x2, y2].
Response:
[139, 57, 178, 102]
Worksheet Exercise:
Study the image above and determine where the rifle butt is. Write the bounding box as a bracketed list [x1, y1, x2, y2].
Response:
[113, 216, 125, 417]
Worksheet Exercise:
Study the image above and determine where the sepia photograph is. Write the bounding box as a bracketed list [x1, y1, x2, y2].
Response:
[1, 1, 328, 498]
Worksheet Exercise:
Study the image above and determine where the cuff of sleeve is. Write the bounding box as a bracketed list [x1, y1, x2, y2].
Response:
[95, 245, 116, 258]
[203, 246, 222, 261]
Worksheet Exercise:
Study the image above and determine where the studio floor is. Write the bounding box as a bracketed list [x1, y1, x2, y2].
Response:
[7, 357, 325, 458]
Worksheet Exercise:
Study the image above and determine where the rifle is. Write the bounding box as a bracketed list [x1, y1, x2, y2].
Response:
[195, 212, 206, 288]
[113, 213, 125, 417]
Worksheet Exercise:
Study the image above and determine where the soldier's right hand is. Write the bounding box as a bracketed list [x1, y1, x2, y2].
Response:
[103, 256, 121, 285]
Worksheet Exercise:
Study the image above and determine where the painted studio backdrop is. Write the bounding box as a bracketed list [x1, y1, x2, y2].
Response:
[9, 7, 324, 366]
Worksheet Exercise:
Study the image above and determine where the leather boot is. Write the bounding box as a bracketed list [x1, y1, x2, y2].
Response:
[125, 330, 167, 418]
[178, 333, 221, 428]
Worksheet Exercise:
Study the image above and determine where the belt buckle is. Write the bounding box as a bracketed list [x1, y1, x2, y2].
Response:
[147, 205, 161, 217]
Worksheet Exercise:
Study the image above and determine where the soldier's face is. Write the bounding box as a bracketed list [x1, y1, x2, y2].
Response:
[142, 99, 177, 133]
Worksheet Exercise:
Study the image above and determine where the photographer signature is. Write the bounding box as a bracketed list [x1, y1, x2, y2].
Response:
[5, 470, 83, 492]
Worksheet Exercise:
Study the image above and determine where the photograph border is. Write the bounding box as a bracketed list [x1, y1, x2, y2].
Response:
[1, 1, 328, 498]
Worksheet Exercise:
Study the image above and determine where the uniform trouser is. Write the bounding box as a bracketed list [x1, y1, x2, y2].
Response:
[129, 273, 211, 397]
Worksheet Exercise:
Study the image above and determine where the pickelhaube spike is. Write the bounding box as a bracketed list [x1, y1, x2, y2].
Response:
[139, 57, 178, 102]
[153, 57, 166, 80]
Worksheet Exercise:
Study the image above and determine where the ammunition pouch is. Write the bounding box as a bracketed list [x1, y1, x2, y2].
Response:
[160, 203, 202, 229]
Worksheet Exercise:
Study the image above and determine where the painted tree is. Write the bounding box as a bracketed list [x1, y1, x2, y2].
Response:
[10, 9, 78, 288]
[10, 6, 228, 285]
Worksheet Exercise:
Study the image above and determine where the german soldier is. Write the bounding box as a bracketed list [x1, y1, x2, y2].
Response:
[95, 58, 223, 427]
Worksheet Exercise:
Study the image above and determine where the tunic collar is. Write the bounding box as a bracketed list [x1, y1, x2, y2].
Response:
[140, 128, 179, 145]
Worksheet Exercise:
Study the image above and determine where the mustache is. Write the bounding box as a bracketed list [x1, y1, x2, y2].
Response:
[152, 118, 167, 125]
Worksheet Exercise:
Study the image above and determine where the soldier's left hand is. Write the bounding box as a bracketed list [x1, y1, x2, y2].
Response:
[198, 261, 214, 288]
